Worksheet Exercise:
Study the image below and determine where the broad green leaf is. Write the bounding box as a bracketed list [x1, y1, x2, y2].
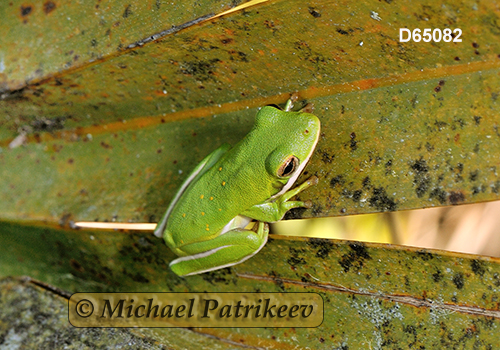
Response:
[1, 0, 500, 225]
[0, 0, 249, 92]
[1, 221, 500, 348]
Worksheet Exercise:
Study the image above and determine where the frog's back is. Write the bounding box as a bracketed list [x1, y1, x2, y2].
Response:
[165, 140, 274, 246]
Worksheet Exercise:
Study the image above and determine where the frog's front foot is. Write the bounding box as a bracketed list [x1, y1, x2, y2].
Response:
[293, 176, 317, 208]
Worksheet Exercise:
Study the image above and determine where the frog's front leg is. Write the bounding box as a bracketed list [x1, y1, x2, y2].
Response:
[169, 221, 268, 276]
[242, 176, 318, 222]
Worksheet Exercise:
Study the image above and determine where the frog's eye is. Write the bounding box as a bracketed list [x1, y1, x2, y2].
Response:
[278, 156, 299, 177]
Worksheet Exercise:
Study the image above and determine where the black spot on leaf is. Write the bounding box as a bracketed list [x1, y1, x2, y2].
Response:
[369, 187, 397, 211]
[471, 260, 486, 277]
[330, 175, 345, 188]
[21, 5, 32, 16]
[449, 191, 465, 205]
[410, 158, 431, 198]
[338, 242, 371, 272]
[452, 272, 464, 289]
[308, 7, 321, 17]
[308, 238, 335, 259]
[43, 1, 56, 14]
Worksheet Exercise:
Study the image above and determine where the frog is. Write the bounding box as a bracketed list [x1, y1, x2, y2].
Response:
[154, 98, 320, 276]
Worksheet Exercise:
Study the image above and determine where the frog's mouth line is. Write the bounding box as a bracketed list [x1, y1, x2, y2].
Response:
[270, 124, 321, 201]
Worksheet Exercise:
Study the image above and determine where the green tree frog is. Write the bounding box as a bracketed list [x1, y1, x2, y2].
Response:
[154, 98, 320, 276]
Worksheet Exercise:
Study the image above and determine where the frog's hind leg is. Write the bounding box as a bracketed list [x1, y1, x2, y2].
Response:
[169, 222, 268, 276]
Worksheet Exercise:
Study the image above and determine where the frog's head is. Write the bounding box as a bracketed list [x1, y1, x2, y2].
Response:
[254, 105, 321, 194]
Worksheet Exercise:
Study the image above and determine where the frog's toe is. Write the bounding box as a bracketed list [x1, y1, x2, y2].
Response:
[300, 103, 314, 114]
[307, 176, 319, 186]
